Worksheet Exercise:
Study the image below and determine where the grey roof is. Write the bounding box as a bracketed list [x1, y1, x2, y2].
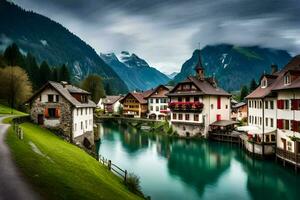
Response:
[28, 81, 96, 108]
[232, 102, 246, 108]
[103, 95, 123, 105]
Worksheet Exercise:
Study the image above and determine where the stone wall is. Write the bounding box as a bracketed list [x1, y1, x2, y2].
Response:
[73, 131, 95, 149]
[171, 122, 204, 137]
[30, 95, 73, 139]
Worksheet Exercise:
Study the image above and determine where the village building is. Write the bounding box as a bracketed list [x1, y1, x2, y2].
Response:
[120, 91, 151, 118]
[146, 85, 173, 120]
[245, 57, 300, 164]
[231, 102, 248, 121]
[98, 95, 123, 114]
[27, 81, 96, 147]
[166, 50, 231, 137]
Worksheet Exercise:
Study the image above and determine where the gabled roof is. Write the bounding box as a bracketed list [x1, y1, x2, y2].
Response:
[145, 85, 173, 98]
[247, 55, 300, 98]
[103, 95, 123, 105]
[27, 81, 96, 108]
[120, 92, 148, 104]
[167, 76, 231, 96]
[232, 102, 246, 109]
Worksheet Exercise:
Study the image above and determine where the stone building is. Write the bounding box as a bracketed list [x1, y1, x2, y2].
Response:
[27, 81, 96, 147]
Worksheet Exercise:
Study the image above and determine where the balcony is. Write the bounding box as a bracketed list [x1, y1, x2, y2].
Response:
[168, 101, 203, 113]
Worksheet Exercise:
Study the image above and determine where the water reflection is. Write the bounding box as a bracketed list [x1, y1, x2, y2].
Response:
[97, 122, 300, 200]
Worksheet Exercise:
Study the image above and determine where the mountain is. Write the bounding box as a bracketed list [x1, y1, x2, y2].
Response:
[100, 51, 170, 91]
[0, 0, 128, 94]
[167, 72, 178, 79]
[173, 44, 292, 91]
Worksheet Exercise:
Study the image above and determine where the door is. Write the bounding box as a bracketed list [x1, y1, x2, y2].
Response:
[38, 114, 44, 125]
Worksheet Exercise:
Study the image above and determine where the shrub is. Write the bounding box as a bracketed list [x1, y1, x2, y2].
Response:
[125, 173, 143, 196]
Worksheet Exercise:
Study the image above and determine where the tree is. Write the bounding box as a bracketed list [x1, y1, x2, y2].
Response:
[249, 79, 258, 92]
[0, 66, 32, 109]
[25, 53, 40, 88]
[81, 74, 105, 103]
[39, 61, 51, 86]
[3, 43, 24, 67]
[51, 68, 59, 82]
[59, 64, 70, 82]
[240, 85, 249, 102]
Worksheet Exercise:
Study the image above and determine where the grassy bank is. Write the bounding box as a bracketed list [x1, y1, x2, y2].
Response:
[5, 122, 142, 200]
[0, 104, 26, 115]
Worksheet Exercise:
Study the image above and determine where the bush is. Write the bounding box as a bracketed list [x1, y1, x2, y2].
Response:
[125, 173, 143, 196]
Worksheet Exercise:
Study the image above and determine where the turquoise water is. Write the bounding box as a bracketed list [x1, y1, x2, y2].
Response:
[97, 122, 300, 200]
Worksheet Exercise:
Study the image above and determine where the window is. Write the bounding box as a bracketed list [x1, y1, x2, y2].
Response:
[178, 97, 182, 102]
[185, 114, 189, 120]
[270, 101, 274, 109]
[259, 101, 262, 108]
[270, 118, 274, 127]
[39, 95, 42, 101]
[284, 120, 290, 130]
[56, 95, 59, 102]
[261, 79, 267, 88]
[48, 94, 54, 102]
[178, 114, 183, 120]
[48, 108, 56, 118]
[216, 114, 221, 121]
[266, 118, 269, 126]
[260, 117, 262, 125]
[150, 99, 153, 103]
[150, 106, 153, 111]
[271, 135, 275, 142]
[186, 97, 190, 102]
[81, 122, 83, 130]
[249, 116, 251, 123]
[265, 101, 268, 109]
[284, 100, 290, 110]
[194, 114, 199, 121]
[85, 108, 87, 115]
[156, 106, 159, 111]
[76, 109, 78, 116]
[173, 113, 177, 120]
[211, 104, 214, 109]
[81, 108, 83, 115]
[254, 101, 257, 108]
[284, 74, 291, 85]
[225, 105, 228, 109]
[156, 99, 159, 103]
[85, 120, 87, 129]
[194, 96, 199, 102]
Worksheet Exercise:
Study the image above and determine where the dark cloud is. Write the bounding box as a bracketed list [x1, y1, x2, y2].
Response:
[12, 0, 300, 73]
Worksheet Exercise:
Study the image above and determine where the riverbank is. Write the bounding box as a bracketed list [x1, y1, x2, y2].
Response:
[4, 119, 143, 200]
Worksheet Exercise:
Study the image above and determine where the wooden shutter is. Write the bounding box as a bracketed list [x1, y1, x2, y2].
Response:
[55, 108, 61, 118]
[277, 119, 283, 129]
[44, 108, 49, 118]
[216, 114, 221, 121]
[291, 120, 299, 132]
[292, 99, 300, 110]
[277, 100, 284, 109]
[217, 97, 221, 109]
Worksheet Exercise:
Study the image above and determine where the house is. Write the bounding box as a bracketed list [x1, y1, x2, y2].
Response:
[231, 102, 248, 121]
[98, 95, 123, 114]
[27, 81, 96, 146]
[146, 85, 173, 120]
[120, 91, 151, 118]
[166, 50, 231, 137]
[245, 57, 300, 162]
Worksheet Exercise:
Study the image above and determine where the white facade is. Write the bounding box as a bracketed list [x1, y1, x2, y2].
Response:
[148, 97, 169, 120]
[72, 107, 94, 138]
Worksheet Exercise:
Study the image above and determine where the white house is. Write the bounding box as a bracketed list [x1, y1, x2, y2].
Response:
[27, 81, 96, 147]
[147, 85, 173, 120]
[166, 50, 231, 137]
[98, 95, 123, 114]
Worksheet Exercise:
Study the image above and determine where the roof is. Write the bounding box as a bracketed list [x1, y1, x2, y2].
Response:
[210, 120, 239, 127]
[103, 95, 123, 105]
[146, 85, 173, 98]
[237, 125, 276, 134]
[232, 102, 246, 109]
[120, 92, 148, 104]
[246, 55, 300, 98]
[27, 81, 96, 108]
[167, 76, 231, 97]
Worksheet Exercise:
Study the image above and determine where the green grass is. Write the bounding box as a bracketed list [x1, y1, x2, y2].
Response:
[6, 122, 143, 200]
[0, 104, 27, 115]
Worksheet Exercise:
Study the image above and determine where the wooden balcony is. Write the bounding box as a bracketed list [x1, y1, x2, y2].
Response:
[168, 102, 203, 113]
[276, 148, 300, 165]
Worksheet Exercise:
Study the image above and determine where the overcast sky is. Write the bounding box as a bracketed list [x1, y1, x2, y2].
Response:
[12, 0, 300, 74]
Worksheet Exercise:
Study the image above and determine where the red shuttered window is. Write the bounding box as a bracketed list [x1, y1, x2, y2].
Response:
[217, 97, 221, 109]
[291, 120, 300, 132]
[291, 99, 300, 110]
[277, 119, 283, 129]
[277, 100, 284, 109]
[216, 114, 221, 121]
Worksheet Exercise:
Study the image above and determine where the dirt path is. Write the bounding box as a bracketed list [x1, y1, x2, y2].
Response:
[0, 116, 40, 200]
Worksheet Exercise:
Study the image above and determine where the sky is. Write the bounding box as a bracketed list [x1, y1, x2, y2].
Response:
[12, 0, 300, 74]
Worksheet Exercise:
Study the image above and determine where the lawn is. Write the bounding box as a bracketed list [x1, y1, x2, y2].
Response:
[6, 122, 143, 200]
[0, 104, 27, 115]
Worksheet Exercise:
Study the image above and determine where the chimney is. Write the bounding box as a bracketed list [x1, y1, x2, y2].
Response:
[271, 64, 278, 74]
[60, 81, 69, 88]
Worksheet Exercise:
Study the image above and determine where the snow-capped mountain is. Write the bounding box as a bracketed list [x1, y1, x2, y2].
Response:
[100, 52, 170, 91]
[173, 44, 292, 91]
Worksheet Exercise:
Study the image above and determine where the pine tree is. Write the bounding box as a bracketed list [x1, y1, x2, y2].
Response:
[51, 68, 59, 82]
[39, 61, 51, 86]
[249, 79, 258, 92]
[59, 64, 70, 82]
[3, 43, 24, 67]
[25, 53, 40, 89]
[240, 85, 249, 102]
[81, 74, 105, 103]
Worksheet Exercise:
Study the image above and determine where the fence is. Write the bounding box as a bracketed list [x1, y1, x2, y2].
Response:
[98, 154, 128, 182]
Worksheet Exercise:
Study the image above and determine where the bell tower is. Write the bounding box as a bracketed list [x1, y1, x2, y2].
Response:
[195, 44, 205, 81]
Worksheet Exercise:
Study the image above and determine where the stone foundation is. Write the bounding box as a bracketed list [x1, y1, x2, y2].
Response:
[171, 122, 205, 137]
[73, 131, 95, 149]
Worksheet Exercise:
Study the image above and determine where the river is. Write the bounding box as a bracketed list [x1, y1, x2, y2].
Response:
[97, 122, 299, 200]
